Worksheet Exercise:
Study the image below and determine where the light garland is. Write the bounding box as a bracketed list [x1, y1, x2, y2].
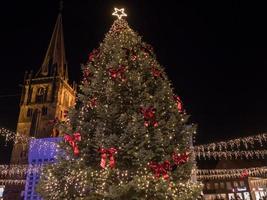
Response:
[195, 133, 267, 152]
[0, 127, 33, 144]
[1, 164, 266, 180]
[197, 167, 267, 180]
[196, 150, 267, 160]
[0, 179, 26, 185]
[0, 165, 41, 178]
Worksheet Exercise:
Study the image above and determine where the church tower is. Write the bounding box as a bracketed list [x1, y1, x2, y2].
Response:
[11, 8, 76, 164]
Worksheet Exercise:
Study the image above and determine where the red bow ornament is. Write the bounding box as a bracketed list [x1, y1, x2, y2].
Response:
[99, 147, 117, 169]
[108, 65, 126, 81]
[172, 152, 190, 165]
[64, 132, 81, 156]
[173, 95, 183, 113]
[140, 106, 158, 127]
[151, 67, 162, 78]
[88, 49, 100, 62]
[83, 67, 92, 78]
[149, 160, 171, 180]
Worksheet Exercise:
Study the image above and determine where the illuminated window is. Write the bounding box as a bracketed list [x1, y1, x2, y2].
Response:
[0, 185, 5, 198]
[226, 182, 232, 190]
[220, 182, 225, 189]
[240, 181, 245, 187]
[214, 183, 219, 189]
[206, 183, 211, 190]
[233, 181, 239, 187]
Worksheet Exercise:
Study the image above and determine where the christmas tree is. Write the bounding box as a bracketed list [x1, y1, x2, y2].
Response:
[37, 8, 202, 200]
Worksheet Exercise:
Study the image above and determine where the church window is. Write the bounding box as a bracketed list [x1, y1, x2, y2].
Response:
[36, 87, 47, 103]
[27, 87, 33, 103]
[63, 91, 69, 107]
[27, 108, 33, 117]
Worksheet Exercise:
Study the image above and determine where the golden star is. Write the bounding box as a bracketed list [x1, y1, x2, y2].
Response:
[112, 8, 127, 20]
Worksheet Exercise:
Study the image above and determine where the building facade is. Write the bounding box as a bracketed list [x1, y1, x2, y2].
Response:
[202, 177, 267, 200]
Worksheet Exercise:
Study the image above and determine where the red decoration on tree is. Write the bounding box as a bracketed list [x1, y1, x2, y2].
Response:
[88, 49, 100, 62]
[64, 132, 81, 156]
[140, 106, 158, 127]
[141, 44, 154, 56]
[131, 54, 137, 61]
[172, 152, 190, 165]
[151, 67, 162, 78]
[88, 97, 97, 108]
[173, 95, 183, 113]
[83, 67, 92, 78]
[149, 160, 171, 180]
[99, 147, 117, 169]
[240, 169, 249, 179]
[108, 65, 126, 81]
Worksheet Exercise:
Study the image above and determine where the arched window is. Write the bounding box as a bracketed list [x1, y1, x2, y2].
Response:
[27, 108, 33, 117]
[63, 91, 69, 107]
[29, 109, 40, 137]
[36, 87, 47, 103]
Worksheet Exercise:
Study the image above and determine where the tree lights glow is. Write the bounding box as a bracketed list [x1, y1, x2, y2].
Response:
[36, 10, 202, 199]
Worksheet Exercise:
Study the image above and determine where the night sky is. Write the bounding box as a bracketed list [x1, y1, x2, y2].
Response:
[1, 0, 267, 163]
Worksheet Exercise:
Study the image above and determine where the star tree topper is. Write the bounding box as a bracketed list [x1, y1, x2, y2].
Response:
[112, 8, 127, 20]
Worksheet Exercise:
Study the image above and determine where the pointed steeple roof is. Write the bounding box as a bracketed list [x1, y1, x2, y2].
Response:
[36, 9, 68, 80]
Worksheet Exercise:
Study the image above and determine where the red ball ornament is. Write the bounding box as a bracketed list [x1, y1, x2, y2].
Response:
[153, 121, 159, 127]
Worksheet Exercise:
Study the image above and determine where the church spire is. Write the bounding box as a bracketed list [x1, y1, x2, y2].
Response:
[37, 1, 68, 80]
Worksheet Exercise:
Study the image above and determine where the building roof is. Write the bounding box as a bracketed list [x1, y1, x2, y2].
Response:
[36, 12, 68, 80]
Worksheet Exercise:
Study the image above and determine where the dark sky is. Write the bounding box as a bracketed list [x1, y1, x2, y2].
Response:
[1, 0, 267, 162]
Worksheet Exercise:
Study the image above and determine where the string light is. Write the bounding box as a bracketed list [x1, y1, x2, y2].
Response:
[196, 149, 267, 160]
[195, 133, 267, 151]
[0, 179, 26, 185]
[197, 167, 267, 180]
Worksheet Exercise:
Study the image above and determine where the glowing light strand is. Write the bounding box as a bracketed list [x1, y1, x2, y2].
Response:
[0, 179, 26, 185]
[1, 165, 267, 189]
[196, 149, 267, 160]
[195, 133, 267, 152]
[197, 167, 267, 180]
